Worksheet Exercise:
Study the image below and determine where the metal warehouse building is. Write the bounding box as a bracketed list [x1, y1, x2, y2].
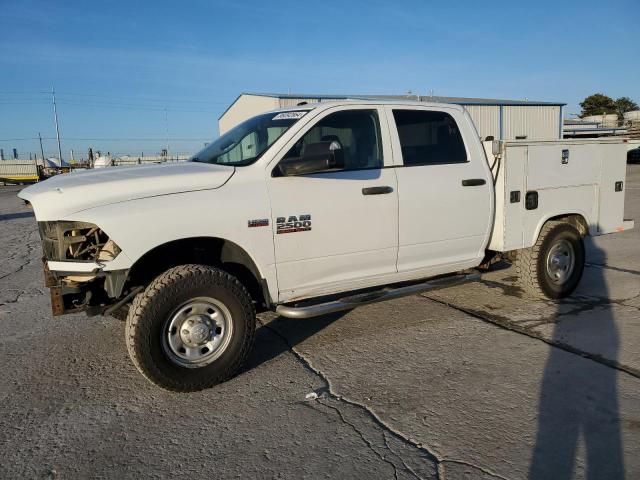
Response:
[219, 93, 565, 141]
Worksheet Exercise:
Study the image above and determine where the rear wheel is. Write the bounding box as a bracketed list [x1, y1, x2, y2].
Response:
[125, 264, 255, 392]
[515, 221, 585, 299]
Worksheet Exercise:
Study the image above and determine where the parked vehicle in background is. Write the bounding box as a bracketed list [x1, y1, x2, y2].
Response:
[0, 160, 40, 184]
[628, 146, 640, 164]
[19, 100, 634, 392]
[0, 158, 74, 185]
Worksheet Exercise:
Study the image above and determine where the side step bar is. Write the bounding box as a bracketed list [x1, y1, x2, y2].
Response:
[275, 272, 480, 319]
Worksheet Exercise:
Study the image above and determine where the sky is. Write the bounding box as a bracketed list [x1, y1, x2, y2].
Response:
[1, 0, 638, 160]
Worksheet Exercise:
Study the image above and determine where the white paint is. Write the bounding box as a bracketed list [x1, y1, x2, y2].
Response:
[383, 105, 494, 277]
[486, 138, 632, 252]
[268, 105, 398, 300]
[19, 100, 632, 306]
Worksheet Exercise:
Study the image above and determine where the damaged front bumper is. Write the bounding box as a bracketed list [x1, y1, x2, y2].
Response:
[43, 260, 129, 316]
[36, 219, 133, 316]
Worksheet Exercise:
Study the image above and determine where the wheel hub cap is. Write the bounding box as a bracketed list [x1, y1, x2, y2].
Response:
[180, 316, 212, 346]
[546, 239, 576, 285]
[162, 298, 233, 368]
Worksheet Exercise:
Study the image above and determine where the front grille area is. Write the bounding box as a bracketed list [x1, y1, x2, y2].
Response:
[38, 221, 120, 262]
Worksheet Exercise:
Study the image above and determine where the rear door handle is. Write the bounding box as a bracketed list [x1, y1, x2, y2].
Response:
[362, 186, 394, 195]
[461, 178, 486, 187]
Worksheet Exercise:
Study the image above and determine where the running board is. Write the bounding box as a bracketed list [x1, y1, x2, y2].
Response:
[275, 272, 480, 319]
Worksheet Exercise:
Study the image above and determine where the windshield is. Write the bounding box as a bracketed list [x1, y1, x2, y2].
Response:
[191, 110, 308, 166]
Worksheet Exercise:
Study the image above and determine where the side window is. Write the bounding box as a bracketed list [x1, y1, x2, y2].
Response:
[282, 109, 383, 171]
[217, 132, 259, 164]
[393, 110, 467, 166]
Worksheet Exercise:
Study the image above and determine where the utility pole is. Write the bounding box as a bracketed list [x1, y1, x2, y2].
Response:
[164, 107, 170, 157]
[38, 132, 45, 161]
[52, 87, 63, 162]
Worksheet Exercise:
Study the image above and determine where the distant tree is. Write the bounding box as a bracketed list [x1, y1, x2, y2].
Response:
[580, 93, 616, 117]
[614, 96, 639, 119]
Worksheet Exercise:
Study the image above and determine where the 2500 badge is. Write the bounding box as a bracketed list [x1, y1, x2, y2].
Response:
[276, 215, 312, 234]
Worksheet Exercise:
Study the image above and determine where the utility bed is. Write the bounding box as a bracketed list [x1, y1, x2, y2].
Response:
[486, 138, 634, 252]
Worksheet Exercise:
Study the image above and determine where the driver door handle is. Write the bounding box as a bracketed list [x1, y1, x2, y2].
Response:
[362, 186, 394, 195]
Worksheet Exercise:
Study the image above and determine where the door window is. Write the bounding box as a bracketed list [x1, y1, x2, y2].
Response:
[282, 109, 383, 171]
[393, 110, 467, 166]
[216, 132, 258, 164]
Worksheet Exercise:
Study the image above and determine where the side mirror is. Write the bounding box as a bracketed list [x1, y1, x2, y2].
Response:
[277, 141, 344, 176]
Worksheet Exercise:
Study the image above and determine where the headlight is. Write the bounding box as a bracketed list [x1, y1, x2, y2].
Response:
[38, 221, 121, 262]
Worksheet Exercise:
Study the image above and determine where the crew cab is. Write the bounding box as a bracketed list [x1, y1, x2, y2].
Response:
[19, 100, 633, 391]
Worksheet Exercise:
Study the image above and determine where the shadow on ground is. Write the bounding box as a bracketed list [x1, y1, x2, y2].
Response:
[530, 239, 624, 478]
[243, 311, 348, 374]
[0, 211, 33, 222]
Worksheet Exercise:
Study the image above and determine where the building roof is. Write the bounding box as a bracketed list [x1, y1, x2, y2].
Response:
[242, 92, 565, 106]
[218, 92, 565, 121]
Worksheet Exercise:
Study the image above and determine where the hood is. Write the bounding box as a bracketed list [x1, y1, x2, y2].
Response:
[18, 162, 235, 220]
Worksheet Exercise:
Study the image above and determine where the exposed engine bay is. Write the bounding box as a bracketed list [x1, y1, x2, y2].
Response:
[38, 221, 128, 316]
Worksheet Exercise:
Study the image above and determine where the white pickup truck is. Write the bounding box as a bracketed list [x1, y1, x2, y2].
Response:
[19, 100, 633, 391]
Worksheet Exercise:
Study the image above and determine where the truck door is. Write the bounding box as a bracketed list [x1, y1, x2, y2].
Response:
[268, 106, 398, 302]
[385, 106, 493, 275]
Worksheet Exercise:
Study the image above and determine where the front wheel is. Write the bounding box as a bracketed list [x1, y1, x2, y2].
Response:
[514, 221, 585, 299]
[125, 264, 256, 392]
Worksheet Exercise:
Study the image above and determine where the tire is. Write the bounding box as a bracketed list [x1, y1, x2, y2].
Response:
[514, 221, 585, 299]
[125, 264, 256, 392]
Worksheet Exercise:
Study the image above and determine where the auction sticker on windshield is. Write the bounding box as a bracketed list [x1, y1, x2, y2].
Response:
[272, 111, 307, 120]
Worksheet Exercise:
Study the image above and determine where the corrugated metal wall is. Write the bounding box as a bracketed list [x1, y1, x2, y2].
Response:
[220, 95, 563, 141]
[219, 95, 279, 134]
[278, 98, 343, 107]
[503, 105, 560, 140]
[0, 160, 39, 182]
[463, 105, 501, 140]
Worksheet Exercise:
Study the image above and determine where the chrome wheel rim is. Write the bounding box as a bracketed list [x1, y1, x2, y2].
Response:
[546, 239, 575, 285]
[162, 297, 233, 368]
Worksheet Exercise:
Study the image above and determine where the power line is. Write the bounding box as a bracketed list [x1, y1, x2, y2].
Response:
[0, 90, 232, 106]
[53, 137, 212, 141]
[0, 90, 231, 114]
[0, 99, 221, 113]
[55, 92, 230, 105]
[0, 90, 226, 149]
[0, 136, 212, 141]
[0, 100, 56, 105]
[0, 91, 50, 95]
[56, 102, 220, 113]
[0, 137, 43, 141]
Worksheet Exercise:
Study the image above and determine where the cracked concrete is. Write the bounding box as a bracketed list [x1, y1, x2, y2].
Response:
[259, 316, 508, 480]
[426, 261, 640, 379]
[1, 163, 640, 480]
[258, 316, 442, 479]
[260, 292, 640, 479]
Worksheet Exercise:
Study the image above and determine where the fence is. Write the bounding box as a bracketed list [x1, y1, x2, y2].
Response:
[0, 155, 194, 185]
[111, 155, 190, 166]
